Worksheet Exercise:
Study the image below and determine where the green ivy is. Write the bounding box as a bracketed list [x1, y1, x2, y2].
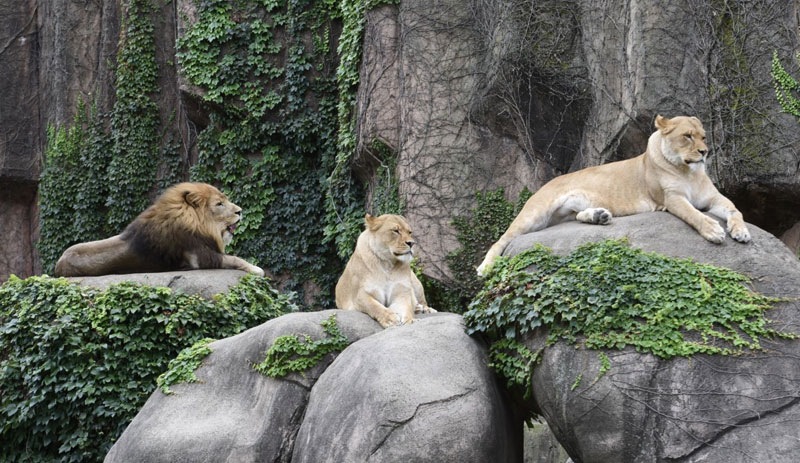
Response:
[464, 239, 794, 392]
[38, 0, 184, 272]
[423, 188, 531, 314]
[179, 0, 366, 305]
[157, 338, 215, 395]
[0, 274, 296, 462]
[254, 313, 350, 378]
[771, 50, 800, 119]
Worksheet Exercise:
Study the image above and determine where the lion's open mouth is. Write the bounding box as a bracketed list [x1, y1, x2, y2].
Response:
[227, 223, 237, 235]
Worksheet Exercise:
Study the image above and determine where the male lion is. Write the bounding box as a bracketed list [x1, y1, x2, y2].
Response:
[54, 182, 265, 277]
[336, 214, 436, 328]
[477, 115, 751, 276]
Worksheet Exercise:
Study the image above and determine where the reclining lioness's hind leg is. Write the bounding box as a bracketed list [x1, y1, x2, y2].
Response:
[576, 207, 612, 225]
[476, 197, 555, 277]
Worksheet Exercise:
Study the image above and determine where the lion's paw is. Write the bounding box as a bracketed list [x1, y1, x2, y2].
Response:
[247, 264, 266, 277]
[378, 312, 402, 328]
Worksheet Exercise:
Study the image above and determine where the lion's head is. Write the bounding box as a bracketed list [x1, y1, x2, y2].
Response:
[364, 214, 416, 264]
[655, 115, 709, 170]
[144, 182, 242, 252]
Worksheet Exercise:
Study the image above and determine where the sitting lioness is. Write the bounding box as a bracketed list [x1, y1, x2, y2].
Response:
[477, 115, 751, 276]
[336, 214, 436, 328]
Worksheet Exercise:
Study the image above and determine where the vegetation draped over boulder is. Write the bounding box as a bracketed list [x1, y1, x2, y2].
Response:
[464, 239, 794, 395]
[0, 275, 296, 462]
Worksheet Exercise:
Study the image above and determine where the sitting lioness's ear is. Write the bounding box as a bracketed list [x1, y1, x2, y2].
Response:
[365, 213, 382, 231]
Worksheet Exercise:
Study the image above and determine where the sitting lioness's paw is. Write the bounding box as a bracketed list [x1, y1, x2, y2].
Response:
[378, 312, 401, 328]
[415, 303, 436, 314]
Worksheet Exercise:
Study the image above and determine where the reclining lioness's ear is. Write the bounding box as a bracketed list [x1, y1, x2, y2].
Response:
[654, 115, 675, 134]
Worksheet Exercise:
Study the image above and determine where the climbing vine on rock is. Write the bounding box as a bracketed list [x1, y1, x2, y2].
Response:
[771, 50, 800, 119]
[38, 0, 183, 273]
[464, 239, 794, 394]
[254, 314, 350, 378]
[0, 274, 296, 462]
[179, 0, 399, 305]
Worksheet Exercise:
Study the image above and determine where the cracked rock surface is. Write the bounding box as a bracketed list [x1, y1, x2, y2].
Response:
[509, 212, 800, 463]
[105, 311, 521, 462]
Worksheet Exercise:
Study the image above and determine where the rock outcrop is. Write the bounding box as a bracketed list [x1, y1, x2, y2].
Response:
[105, 311, 522, 462]
[507, 212, 800, 463]
[64, 269, 252, 299]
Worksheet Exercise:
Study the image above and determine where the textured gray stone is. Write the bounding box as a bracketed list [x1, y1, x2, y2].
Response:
[509, 212, 800, 463]
[105, 311, 522, 462]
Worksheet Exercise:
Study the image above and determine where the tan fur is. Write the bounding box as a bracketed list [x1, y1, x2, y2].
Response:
[477, 115, 751, 276]
[54, 182, 264, 277]
[335, 214, 436, 328]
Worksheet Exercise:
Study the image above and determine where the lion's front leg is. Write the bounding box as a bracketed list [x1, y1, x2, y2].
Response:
[708, 197, 751, 243]
[220, 254, 265, 276]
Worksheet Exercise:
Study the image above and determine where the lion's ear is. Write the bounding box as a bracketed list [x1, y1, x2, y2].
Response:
[183, 190, 203, 208]
[654, 115, 674, 134]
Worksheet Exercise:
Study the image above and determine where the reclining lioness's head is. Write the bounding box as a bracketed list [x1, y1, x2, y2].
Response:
[656, 115, 709, 169]
[365, 214, 416, 264]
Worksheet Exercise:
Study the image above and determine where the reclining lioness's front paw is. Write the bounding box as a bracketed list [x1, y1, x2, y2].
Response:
[728, 221, 751, 243]
[699, 218, 726, 244]
[415, 303, 436, 314]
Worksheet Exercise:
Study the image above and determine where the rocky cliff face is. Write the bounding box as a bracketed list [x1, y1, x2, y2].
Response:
[1, 0, 798, 281]
[356, 0, 800, 279]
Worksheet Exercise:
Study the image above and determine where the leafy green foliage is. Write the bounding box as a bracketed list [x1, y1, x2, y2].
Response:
[464, 239, 794, 391]
[179, 0, 383, 305]
[487, 338, 540, 396]
[426, 188, 531, 313]
[771, 50, 800, 119]
[0, 274, 295, 462]
[254, 313, 350, 378]
[105, 0, 161, 232]
[157, 338, 215, 395]
[38, 0, 184, 272]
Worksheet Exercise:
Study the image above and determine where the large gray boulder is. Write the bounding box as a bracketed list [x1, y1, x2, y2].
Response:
[105, 311, 522, 462]
[507, 212, 800, 463]
[293, 313, 520, 462]
[105, 310, 383, 462]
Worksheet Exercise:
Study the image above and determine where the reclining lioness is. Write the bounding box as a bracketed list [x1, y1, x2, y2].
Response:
[477, 115, 751, 276]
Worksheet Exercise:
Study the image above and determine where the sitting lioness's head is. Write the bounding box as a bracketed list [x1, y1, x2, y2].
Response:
[655, 115, 709, 170]
[365, 214, 416, 264]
